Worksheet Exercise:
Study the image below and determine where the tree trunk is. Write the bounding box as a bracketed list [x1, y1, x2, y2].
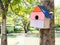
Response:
[24, 26, 27, 33]
[25, 29, 27, 33]
[14, 26, 16, 33]
[40, 0, 55, 45]
[0, 0, 11, 45]
[1, 15, 7, 45]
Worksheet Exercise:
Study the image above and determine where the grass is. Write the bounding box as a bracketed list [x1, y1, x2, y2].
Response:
[0, 34, 1, 38]
[7, 33, 20, 38]
[0, 33, 20, 45]
[0, 38, 18, 45]
[0, 33, 19, 45]
[0, 38, 1, 45]
[24, 37, 39, 45]
[0, 32, 60, 45]
[55, 32, 60, 38]
[26, 31, 39, 37]
[7, 38, 18, 45]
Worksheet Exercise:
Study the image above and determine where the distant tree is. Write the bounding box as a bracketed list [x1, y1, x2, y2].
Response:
[0, 0, 22, 45]
[55, 7, 60, 26]
[0, 0, 11, 45]
[10, 0, 40, 33]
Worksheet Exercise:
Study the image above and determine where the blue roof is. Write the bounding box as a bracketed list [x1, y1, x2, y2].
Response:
[38, 5, 51, 18]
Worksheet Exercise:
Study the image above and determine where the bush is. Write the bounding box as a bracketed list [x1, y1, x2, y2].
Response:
[14, 28, 24, 33]
[55, 28, 60, 31]
[0, 26, 1, 33]
[55, 25, 60, 28]
[0, 26, 14, 33]
[55, 25, 60, 31]
[6, 26, 14, 33]
[0, 26, 24, 33]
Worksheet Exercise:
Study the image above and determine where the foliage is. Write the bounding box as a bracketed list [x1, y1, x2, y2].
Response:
[6, 26, 14, 33]
[0, 26, 1, 33]
[8, 0, 40, 33]
[0, 0, 60, 33]
[14, 27, 24, 33]
[55, 7, 60, 27]
[0, 17, 2, 25]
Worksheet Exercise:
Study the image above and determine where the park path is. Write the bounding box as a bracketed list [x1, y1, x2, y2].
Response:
[55, 38, 60, 45]
[16, 33, 60, 45]
[16, 33, 39, 45]
[16, 35, 25, 45]
[0, 33, 60, 45]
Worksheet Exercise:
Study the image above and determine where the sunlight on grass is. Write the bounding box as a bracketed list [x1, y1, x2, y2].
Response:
[7, 38, 18, 45]
[55, 33, 60, 38]
[0, 38, 18, 45]
[0, 33, 60, 45]
[55, 38, 60, 45]
[25, 37, 39, 45]
[0, 39, 1, 45]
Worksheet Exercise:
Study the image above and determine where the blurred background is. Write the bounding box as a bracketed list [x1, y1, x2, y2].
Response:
[0, 0, 60, 45]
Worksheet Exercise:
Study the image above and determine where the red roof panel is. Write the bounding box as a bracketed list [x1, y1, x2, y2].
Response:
[33, 6, 42, 12]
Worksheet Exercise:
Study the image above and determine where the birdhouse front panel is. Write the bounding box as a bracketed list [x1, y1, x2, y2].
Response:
[30, 11, 45, 28]
[30, 12, 45, 20]
[30, 20, 44, 28]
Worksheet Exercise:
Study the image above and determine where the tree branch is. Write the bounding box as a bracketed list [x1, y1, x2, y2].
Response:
[5, 0, 11, 11]
[10, 4, 19, 15]
[0, 0, 5, 11]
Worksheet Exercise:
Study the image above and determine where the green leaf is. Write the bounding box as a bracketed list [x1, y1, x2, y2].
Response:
[2, 0, 8, 5]
[11, 0, 21, 5]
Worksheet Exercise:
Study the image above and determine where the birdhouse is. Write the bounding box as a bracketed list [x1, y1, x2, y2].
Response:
[30, 5, 51, 28]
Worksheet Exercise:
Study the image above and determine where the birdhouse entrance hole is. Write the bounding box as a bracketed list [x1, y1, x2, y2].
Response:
[35, 15, 38, 20]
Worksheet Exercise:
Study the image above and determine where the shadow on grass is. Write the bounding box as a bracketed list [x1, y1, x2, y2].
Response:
[55, 32, 60, 38]
[7, 33, 21, 38]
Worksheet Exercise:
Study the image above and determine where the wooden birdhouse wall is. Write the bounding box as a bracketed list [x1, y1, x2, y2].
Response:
[44, 17, 50, 28]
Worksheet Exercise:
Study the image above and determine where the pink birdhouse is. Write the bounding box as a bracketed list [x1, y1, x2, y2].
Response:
[30, 5, 51, 28]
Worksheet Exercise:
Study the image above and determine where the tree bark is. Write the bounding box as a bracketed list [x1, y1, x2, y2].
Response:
[1, 15, 7, 45]
[0, 0, 11, 45]
[40, 0, 55, 45]
[0, 0, 7, 45]
[24, 26, 27, 33]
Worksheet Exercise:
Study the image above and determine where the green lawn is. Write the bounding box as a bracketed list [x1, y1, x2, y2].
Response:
[55, 32, 60, 38]
[0, 32, 60, 45]
[7, 33, 20, 38]
[0, 38, 1, 45]
[0, 38, 18, 45]
[0, 33, 20, 45]
[7, 38, 18, 45]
